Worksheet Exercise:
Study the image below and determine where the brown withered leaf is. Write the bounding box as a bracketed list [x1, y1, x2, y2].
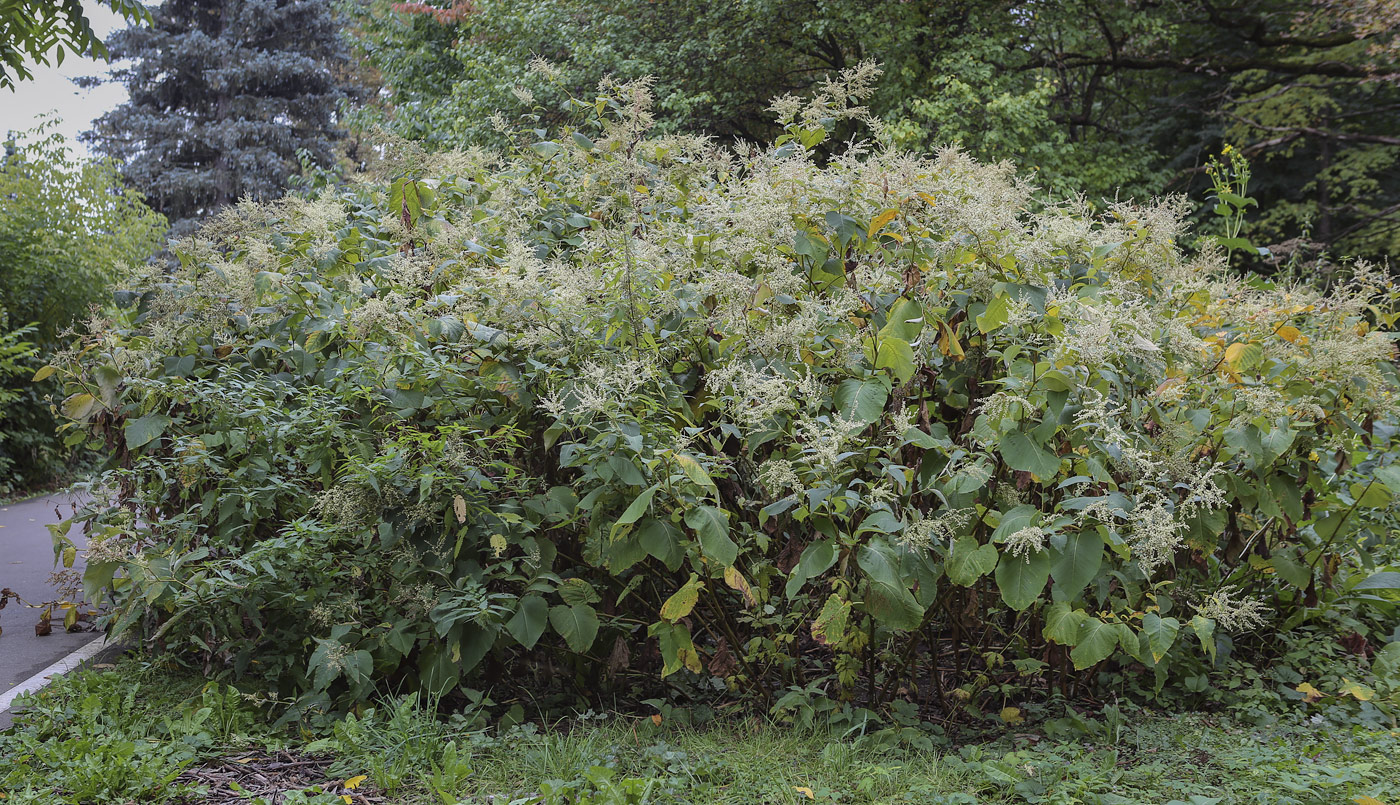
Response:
[607, 636, 631, 676]
[776, 537, 804, 574]
[708, 637, 737, 678]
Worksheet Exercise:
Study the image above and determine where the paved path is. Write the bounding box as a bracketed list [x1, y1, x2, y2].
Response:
[0, 493, 100, 704]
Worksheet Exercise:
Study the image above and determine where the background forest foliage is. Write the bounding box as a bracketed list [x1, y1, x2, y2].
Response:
[353, 0, 1400, 262]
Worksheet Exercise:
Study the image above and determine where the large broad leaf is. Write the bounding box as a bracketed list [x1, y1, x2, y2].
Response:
[1374, 465, 1400, 496]
[874, 336, 916, 385]
[834, 377, 889, 426]
[685, 505, 737, 567]
[549, 603, 599, 653]
[1043, 602, 1087, 645]
[125, 413, 172, 450]
[856, 540, 924, 630]
[648, 620, 702, 677]
[977, 294, 1010, 333]
[505, 595, 548, 649]
[609, 483, 661, 541]
[637, 517, 685, 571]
[811, 593, 852, 646]
[879, 298, 924, 341]
[673, 453, 716, 494]
[999, 430, 1060, 479]
[660, 574, 703, 622]
[995, 549, 1051, 611]
[1353, 571, 1400, 591]
[1190, 615, 1217, 663]
[786, 539, 837, 598]
[947, 537, 999, 586]
[418, 643, 461, 696]
[1373, 641, 1400, 682]
[1070, 618, 1119, 669]
[1141, 613, 1180, 664]
[1050, 530, 1104, 602]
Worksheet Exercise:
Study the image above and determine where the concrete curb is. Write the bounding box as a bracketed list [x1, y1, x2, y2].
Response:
[0, 636, 111, 728]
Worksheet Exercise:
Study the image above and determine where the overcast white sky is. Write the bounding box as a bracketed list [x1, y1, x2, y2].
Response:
[0, 2, 130, 156]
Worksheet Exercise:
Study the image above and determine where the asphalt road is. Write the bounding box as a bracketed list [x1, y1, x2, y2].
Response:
[0, 493, 98, 700]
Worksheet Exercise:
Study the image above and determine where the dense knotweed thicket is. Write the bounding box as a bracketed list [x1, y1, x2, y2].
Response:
[54, 69, 1400, 718]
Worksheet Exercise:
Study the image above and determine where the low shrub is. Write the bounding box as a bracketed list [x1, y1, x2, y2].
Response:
[52, 67, 1400, 717]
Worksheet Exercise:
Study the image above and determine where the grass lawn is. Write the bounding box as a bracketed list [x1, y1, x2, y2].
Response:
[0, 657, 1396, 804]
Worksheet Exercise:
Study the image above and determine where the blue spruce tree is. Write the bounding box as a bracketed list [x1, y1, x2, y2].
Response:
[84, 0, 354, 234]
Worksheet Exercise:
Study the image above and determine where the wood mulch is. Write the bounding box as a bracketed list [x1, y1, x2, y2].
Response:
[171, 748, 385, 804]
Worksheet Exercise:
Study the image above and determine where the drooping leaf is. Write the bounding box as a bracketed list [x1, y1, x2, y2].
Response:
[786, 539, 837, 598]
[1043, 602, 1087, 645]
[1070, 618, 1119, 669]
[994, 548, 1051, 611]
[125, 413, 172, 449]
[857, 540, 924, 630]
[1190, 615, 1217, 663]
[977, 294, 1010, 333]
[1050, 529, 1103, 601]
[874, 336, 916, 385]
[685, 505, 737, 567]
[1141, 612, 1180, 664]
[999, 430, 1060, 479]
[648, 620, 702, 677]
[549, 603, 600, 653]
[811, 592, 851, 646]
[506, 595, 548, 649]
[610, 483, 661, 541]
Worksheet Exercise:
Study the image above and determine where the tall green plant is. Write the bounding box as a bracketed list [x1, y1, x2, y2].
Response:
[52, 68, 1400, 719]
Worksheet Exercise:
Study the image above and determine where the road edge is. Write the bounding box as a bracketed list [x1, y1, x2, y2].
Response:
[0, 636, 109, 716]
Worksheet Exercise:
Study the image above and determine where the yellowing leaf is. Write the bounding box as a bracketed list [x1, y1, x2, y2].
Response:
[453, 495, 467, 524]
[1352, 797, 1386, 805]
[660, 575, 703, 622]
[917, 192, 937, 206]
[31, 365, 57, 383]
[674, 452, 716, 492]
[1224, 342, 1247, 366]
[1296, 682, 1325, 703]
[1340, 678, 1375, 701]
[937, 320, 965, 360]
[1276, 324, 1302, 343]
[794, 787, 816, 800]
[344, 775, 367, 790]
[723, 566, 757, 607]
[867, 209, 898, 239]
[650, 713, 662, 725]
[1000, 706, 1024, 724]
